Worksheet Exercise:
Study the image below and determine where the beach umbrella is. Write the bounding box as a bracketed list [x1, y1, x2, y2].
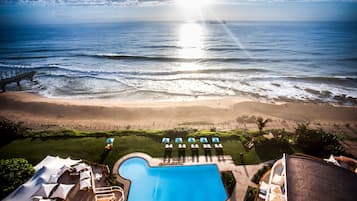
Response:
[162, 137, 170, 143]
[200, 137, 208, 143]
[106, 138, 114, 144]
[32, 183, 57, 198]
[212, 137, 220, 143]
[188, 137, 196, 143]
[50, 184, 75, 200]
[175, 137, 183, 143]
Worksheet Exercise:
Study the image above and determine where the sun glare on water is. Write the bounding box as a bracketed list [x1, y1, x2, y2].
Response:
[177, 23, 205, 70]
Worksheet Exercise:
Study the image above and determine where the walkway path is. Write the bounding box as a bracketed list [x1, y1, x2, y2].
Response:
[229, 164, 264, 201]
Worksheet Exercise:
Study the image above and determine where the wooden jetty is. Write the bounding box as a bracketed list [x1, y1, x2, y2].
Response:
[0, 71, 36, 92]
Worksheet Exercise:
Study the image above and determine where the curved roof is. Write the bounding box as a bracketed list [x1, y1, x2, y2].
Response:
[286, 155, 357, 201]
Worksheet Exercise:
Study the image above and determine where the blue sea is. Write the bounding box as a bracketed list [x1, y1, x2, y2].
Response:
[0, 21, 356, 104]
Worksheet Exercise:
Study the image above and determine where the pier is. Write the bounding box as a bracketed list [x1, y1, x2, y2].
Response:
[0, 71, 36, 92]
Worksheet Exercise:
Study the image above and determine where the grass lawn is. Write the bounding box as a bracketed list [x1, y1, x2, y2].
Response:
[0, 130, 298, 168]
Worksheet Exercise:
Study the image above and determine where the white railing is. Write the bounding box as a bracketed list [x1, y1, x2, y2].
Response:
[282, 154, 288, 201]
[265, 155, 287, 201]
[95, 192, 115, 201]
[95, 186, 125, 201]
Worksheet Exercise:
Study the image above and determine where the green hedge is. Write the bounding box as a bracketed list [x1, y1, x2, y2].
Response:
[221, 171, 236, 196]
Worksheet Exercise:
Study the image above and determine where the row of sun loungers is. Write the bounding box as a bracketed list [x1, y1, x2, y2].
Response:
[162, 137, 221, 144]
[165, 143, 224, 149]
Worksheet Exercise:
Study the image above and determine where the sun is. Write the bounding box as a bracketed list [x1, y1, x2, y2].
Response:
[176, 0, 213, 8]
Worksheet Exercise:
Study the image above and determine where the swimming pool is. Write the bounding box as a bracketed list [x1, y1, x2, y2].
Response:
[119, 157, 228, 201]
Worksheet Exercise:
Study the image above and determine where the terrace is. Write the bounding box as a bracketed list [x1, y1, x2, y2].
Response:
[3, 156, 125, 201]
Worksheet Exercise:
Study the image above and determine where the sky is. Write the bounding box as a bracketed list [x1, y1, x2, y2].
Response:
[0, 0, 357, 24]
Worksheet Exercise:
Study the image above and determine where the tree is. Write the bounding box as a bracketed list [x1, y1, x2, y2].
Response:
[0, 158, 34, 199]
[0, 118, 22, 146]
[256, 117, 271, 133]
[295, 122, 345, 157]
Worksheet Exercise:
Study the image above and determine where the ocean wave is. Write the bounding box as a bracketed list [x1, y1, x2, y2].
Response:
[206, 47, 323, 55]
[2, 55, 57, 60]
[6, 63, 357, 86]
[284, 76, 357, 85]
[78, 53, 354, 63]
[26, 48, 83, 53]
[33, 64, 271, 76]
[36, 72, 134, 88]
[340, 57, 357, 61]
[141, 45, 181, 49]
[0, 63, 33, 69]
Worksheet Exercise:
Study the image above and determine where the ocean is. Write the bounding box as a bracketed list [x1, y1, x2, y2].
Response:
[0, 21, 356, 104]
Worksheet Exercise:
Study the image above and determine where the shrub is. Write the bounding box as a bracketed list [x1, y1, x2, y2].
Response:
[0, 158, 34, 199]
[210, 127, 217, 132]
[0, 118, 23, 146]
[296, 122, 345, 157]
[164, 127, 192, 137]
[106, 173, 123, 187]
[251, 165, 272, 184]
[254, 138, 294, 161]
[244, 186, 257, 201]
[221, 171, 236, 196]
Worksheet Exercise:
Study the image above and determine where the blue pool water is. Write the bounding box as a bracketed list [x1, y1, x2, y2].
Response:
[118, 157, 228, 201]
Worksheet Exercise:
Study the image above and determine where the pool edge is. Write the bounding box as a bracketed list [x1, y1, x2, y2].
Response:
[112, 152, 230, 201]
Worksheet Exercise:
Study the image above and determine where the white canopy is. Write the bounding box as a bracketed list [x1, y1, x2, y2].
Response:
[57, 164, 71, 176]
[50, 184, 74, 200]
[34, 156, 80, 172]
[3, 155, 80, 201]
[80, 178, 92, 190]
[48, 174, 59, 184]
[32, 183, 57, 198]
[80, 171, 91, 181]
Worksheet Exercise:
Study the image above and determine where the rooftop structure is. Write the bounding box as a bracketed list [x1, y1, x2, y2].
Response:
[261, 154, 357, 201]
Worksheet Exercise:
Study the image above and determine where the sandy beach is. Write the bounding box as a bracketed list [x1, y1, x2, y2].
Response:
[0, 92, 356, 133]
[1, 91, 357, 165]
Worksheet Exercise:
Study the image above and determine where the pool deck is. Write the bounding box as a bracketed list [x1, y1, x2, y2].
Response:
[112, 152, 271, 201]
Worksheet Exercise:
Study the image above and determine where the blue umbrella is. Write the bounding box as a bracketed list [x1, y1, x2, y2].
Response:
[106, 138, 114, 144]
[200, 137, 208, 143]
[212, 137, 220, 143]
[188, 137, 196, 143]
[175, 138, 183, 143]
[162, 137, 170, 144]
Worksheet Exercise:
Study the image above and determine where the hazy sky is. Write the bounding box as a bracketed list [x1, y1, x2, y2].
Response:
[0, 0, 357, 24]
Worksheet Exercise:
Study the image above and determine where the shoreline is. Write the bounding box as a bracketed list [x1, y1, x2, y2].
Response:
[0, 91, 356, 132]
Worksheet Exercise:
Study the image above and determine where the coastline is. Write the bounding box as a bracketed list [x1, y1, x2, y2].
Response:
[0, 91, 356, 133]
